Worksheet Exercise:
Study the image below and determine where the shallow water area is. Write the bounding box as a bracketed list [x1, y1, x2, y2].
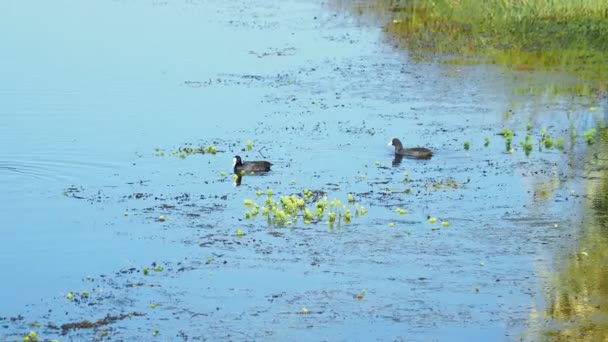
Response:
[1, 0, 607, 341]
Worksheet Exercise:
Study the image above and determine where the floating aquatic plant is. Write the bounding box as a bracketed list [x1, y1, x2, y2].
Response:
[143, 268, 150, 276]
[520, 134, 533, 156]
[66, 292, 74, 301]
[300, 307, 309, 314]
[484, 137, 490, 147]
[236, 229, 244, 237]
[23, 331, 38, 342]
[500, 128, 514, 153]
[463, 141, 470, 150]
[355, 289, 367, 300]
[242, 189, 366, 228]
[583, 128, 597, 145]
[428, 217, 437, 224]
[246, 140, 253, 151]
[441, 221, 450, 227]
[153, 265, 163, 272]
[395, 208, 407, 215]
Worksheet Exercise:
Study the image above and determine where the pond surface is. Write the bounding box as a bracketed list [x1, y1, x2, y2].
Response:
[1, 0, 607, 341]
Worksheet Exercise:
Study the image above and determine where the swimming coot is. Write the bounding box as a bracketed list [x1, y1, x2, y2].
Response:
[233, 155, 272, 174]
[388, 138, 433, 159]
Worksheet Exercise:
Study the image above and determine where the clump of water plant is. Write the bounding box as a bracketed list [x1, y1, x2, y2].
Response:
[242, 189, 367, 228]
[583, 128, 597, 145]
[155, 144, 219, 158]
[463, 140, 470, 150]
[499, 128, 514, 153]
[484, 137, 490, 147]
[520, 134, 533, 156]
[245, 140, 254, 151]
[23, 331, 39, 342]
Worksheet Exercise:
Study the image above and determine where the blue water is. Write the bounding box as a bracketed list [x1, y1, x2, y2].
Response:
[1, 0, 605, 341]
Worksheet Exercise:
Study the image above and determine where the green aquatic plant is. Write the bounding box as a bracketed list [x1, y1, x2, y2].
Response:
[236, 229, 244, 237]
[66, 292, 74, 301]
[484, 137, 490, 147]
[555, 137, 565, 150]
[526, 122, 533, 132]
[23, 331, 38, 342]
[500, 128, 514, 153]
[441, 221, 450, 227]
[246, 140, 253, 151]
[150, 303, 157, 309]
[143, 267, 149, 276]
[300, 307, 309, 314]
[463, 140, 470, 150]
[355, 289, 367, 300]
[153, 265, 163, 272]
[428, 217, 437, 224]
[152, 329, 159, 337]
[583, 128, 597, 145]
[81, 290, 90, 298]
[243, 190, 364, 227]
[520, 134, 533, 156]
[347, 193, 354, 203]
[207, 145, 217, 154]
[395, 208, 407, 215]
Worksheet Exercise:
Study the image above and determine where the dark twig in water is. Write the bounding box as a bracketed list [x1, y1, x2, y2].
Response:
[258, 147, 267, 159]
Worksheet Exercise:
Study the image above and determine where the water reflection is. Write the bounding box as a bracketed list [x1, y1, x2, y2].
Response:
[391, 154, 403, 166]
[532, 128, 608, 340]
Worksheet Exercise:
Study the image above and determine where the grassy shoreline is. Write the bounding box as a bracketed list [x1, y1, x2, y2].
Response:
[352, 0, 608, 85]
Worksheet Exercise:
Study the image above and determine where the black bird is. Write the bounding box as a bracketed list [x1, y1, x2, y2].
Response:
[388, 138, 433, 160]
[233, 155, 272, 174]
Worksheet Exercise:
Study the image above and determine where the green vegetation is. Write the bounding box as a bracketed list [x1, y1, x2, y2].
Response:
[520, 134, 533, 156]
[154, 144, 219, 158]
[499, 128, 514, 153]
[246, 140, 254, 151]
[242, 189, 367, 228]
[463, 140, 470, 150]
[23, 331, 38, 342]
[377, 0, 608, 83]
[583, 128, 598, 145]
